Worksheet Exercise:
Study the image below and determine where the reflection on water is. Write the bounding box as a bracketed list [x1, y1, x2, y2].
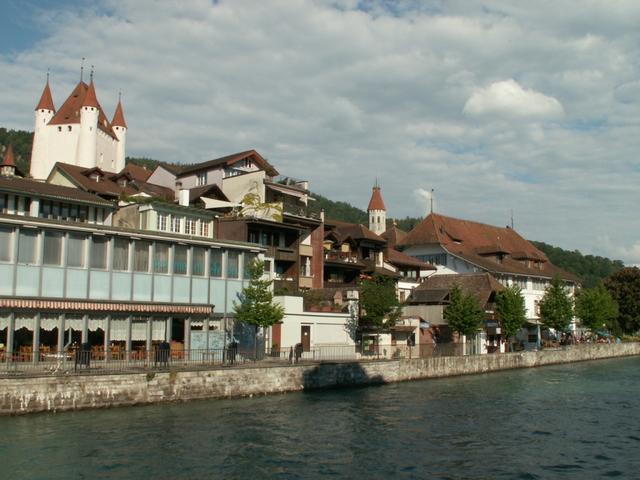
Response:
[1, 357, 640, 479]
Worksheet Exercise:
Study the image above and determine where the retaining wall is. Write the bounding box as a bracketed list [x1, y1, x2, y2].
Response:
[1, 343, 638, 415]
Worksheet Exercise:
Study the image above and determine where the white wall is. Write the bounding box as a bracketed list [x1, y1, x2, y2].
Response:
[274, 296, 355, 349]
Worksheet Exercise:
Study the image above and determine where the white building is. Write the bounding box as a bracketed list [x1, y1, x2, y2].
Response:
[30, 77, 127, 180]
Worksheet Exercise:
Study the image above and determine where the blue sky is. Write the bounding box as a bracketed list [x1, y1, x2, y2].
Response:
[0, 0, 639, 265]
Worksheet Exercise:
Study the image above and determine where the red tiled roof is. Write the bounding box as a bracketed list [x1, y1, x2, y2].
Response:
[48, 81, 117, 140]
[381, 223, 406, 248]
[177, 150, 279, 177]
[327, 219, 386, 244]
[367, 186, 386, 211]
[118, 163, 151, 182]
[35, 81, 55, 111]
[399, 213, 578, 282]
[0, 175, 112, 206]
[111, 100, 127, 128]
[83, 81, 100, 108]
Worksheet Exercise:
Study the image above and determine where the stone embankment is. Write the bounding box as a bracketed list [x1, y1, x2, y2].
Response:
[1, 343, 638, 415]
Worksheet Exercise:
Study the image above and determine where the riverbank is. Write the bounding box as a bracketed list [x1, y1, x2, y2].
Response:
[1, 342, 638, 415]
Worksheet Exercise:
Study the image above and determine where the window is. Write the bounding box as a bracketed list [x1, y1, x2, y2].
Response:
[90, 236, 108, 269]
[134, 241, 150, 272]
[173, 245, 188, 275]
[200, 221, 210, 237]
[244, 253, 257, 279]
[192, 247, 205, 276]
[210, 249, 222, 277]
[196, 172, 207, 186]
[153, 243, 169, 273]
[171, 216, 182, 234]
[43, 230, 63, 266]
[157, 213, 168, 231]
[67, 234, 86, 268]
[185, 218, 197, 236]
[0, 227, 13, 261]
[113, 238, 129, 271]
[227, 250, 239, 278]
[17, 230, 37, 264]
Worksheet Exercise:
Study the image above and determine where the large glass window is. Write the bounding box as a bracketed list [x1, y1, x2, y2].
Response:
[113, 238, 129, 271]
[192, 247, 205, 276]
[185, 218, 197, 235]
[153, 242, 169, 274]
[173, 245, 188, 275]
[17, 230, 37, 264]
[210, 249, 222, 277]
[0, 227, 13, 261]
[171, 216, 182, 234]
[134, 240, 150, 272]
[227, 250, 239, 278]
[244, 253, 257, 279]
[200, 221, 210, 237]
[90, 236, 108, 269]
[67, 234, 86, 268]
[157, 213, 168, 231]
[43, 230, 63, 266]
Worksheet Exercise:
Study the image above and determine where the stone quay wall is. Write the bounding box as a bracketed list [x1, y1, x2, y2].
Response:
[1, 343, 639, 415]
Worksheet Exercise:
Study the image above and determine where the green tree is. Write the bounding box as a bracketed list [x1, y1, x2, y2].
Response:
[538, 275, 574, 334]
[604, 267, 640, 334]
[575, 284, 619, 334]
[359, 274, 401, 331]
[495, 285, 527, 349]
[233, 260, 284, 351]
[444, 284, 485, 337]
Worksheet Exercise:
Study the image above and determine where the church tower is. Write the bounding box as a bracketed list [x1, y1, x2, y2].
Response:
[367, 181, 387, 236]
[111, 96, 127, 173]
[30, 78, 56, 179]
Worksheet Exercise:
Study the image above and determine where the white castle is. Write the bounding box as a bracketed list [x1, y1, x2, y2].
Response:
[30, 75, 127, 180]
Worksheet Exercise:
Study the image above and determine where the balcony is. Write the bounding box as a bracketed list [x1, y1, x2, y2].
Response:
[299, 244, 313, 257]
[274, 279, 298, 293]
[282, 202, 322, 220]
[298, 276, 313, 289]
[265, 246, 298, 263]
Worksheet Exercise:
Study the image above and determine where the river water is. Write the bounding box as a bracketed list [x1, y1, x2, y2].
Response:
[2, 357, 640, 479]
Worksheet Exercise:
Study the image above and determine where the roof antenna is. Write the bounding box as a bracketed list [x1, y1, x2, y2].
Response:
[374, 177, 379, 189]
[430, 188, 434, 214]
[510, 209, 514, 229]
[118, 90, 122, 102]
[46, 68, 50, 83]
[80, 57, 85, 81]
[90, 65, 94, 83]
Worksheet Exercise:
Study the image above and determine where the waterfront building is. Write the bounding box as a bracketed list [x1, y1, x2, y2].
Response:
[0, 147, 263, 360]
[398, 213, 579, 324]
[30, 77, 127, 180]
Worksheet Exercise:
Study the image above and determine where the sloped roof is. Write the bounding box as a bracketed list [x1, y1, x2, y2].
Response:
[177, 150, 278, 177]
[1, 145, 25, 177]
[399, 213, 578, 282]
[48, 81, 117, 140]
[381, 223, 406, 249]
[117, 163, 152, 183]
[50, 162, 173, 200]
[0, 175, 112, 206]
[386, 248, 435, 270]
[326, 219, 386, 244]
[188, 184, 230, 203]
[35, 81, 55, 111]
[367, 186, 386, 211]
[410, 273, 505, 307]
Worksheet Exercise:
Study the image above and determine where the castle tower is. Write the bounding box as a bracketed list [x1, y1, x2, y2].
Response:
[111, 96, 127, 173]
[30, 79, 56, 179]
[367, 181, 387, 236]
[76, 80, 99, 169]
[1, 145, 23, 177]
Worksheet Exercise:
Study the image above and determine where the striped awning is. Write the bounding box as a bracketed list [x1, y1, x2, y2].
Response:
[0, 298, 213, 315]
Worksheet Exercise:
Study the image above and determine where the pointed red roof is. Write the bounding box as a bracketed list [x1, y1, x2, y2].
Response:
[111, 100, 127, 128]
[35, 81, 55, 111]
[82, 81, 100, 108]
[367, 186, 386, 211]
[2, 145, 15, 167]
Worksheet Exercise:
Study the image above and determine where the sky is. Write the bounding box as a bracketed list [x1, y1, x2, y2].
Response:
[1, 0, 639, 265]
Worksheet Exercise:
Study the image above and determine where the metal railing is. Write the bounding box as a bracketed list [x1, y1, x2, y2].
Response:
[0, 341, 600, 378]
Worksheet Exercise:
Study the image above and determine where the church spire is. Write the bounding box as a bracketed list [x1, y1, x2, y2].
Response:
[367, 182, 387, 235]
[367, 183, 386, 211]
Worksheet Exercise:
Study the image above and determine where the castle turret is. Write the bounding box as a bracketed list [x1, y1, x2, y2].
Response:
[76, 80, 99, 169]
[1, 145, 23, 177]
[367, 182, 387, 236]
[111, 97, 127, 172]
[30, 79, 56, 179]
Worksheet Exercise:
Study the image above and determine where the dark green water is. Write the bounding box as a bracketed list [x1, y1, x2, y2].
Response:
[2, 357, 640, 479]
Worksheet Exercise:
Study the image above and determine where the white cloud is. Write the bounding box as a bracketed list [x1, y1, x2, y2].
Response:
[0, 0, 639, 264]
[463, 79, 564, 119]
